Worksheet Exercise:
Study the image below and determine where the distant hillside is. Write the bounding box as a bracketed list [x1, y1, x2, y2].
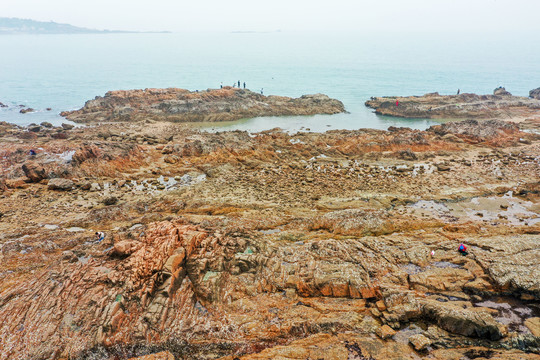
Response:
[0, 18, 146, 34]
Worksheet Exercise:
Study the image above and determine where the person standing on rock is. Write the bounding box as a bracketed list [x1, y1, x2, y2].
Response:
[261, 88, 264, 95]
[396, 99, 399, 107]
[243, 82, 246, 89]
[457, 89, 460, 95]
[220, 82, 223, 89]
[238, 80, 241, 87]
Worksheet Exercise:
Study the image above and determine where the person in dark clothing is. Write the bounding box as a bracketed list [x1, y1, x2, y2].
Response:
[238, 80, 241, 87]
[29, 149, 36, 156]
[458, 243, 468, 255]
[457, 89, 460, 95]
[243, 82, 246, 89]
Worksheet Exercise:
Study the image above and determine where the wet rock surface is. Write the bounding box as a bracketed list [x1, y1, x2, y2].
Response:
[61, 87, 345, 123]
[0, 119, 539, 359]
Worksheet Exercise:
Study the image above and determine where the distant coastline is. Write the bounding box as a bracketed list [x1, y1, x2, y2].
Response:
[0, 17, 170, 35]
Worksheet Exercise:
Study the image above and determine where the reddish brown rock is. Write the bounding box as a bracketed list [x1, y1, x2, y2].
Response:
[376, 325, 396, 340]
[22, 161, 46, 182]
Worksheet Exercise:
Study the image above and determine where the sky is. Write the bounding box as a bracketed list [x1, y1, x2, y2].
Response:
[2, 0, 540, 33]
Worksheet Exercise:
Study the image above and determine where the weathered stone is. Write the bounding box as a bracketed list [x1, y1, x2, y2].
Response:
[163, 155, 179, 164]
[102, 196, 118, 206]
[22, 161, 46, 182]
[436, 164, 451, 172]
[47, 178, 74, 191]
[40, 122, 53, 128]
[376, 325, 396, 340]
[524, 317, 540, 337]
[421, 300, 503, 340]
[409, 334, 431, 351]
[493, 87, 512, 96]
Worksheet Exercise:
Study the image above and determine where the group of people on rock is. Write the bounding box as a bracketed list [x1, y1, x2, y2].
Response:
[220, 81, 264, 94]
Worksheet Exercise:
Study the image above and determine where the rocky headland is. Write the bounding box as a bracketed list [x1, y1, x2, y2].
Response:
[365, 87, 540, 122]
[60, 88, 345, 123]
[0, 116, 539, 360]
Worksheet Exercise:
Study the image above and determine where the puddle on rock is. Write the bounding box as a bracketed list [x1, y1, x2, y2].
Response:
[260, 228, 281, 235]
[401, 263, 423, 275]
[407, 192, 540, 225]
[430, 261, 463, 269]
[473, 296, 540, 334]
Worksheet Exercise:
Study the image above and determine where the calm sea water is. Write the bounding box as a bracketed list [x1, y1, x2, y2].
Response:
[1, 32, 539, 132]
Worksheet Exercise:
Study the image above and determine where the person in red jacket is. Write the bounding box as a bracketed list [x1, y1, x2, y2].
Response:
[458, 243, 468, 255]
[396, 99, 399, 107]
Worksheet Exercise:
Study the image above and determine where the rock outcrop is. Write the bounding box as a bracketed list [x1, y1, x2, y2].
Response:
[530, 87, 540, 100]
[0, 118, 539, 359]
[493, 87, 512, 96]
[365, 92, 540, 120]
[61, 87, 345, 123]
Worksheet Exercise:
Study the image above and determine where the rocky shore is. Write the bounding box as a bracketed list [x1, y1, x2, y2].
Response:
[0, 117, 539, 359]
[365, 87, 540, 122]
[61, 87, 345, 123]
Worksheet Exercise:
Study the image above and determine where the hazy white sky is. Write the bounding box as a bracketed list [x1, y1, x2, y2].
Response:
[2, 0, 539, 33]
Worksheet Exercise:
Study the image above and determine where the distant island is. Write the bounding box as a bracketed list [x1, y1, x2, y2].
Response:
[0, 17, 170, 34]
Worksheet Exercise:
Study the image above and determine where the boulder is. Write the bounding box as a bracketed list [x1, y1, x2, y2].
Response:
[40, 122, 53, 128]
[47, 178, 74, 191]
[61, 123, 75, 130]
[19, 108, 34, 114]
[22, 161, 46, 182]
[530, 88, 540, 100]
[102, 196, 118, 206]
[376, 325, 396, 340]
[409, 334, 431, 351]
[436, 164, 451, 172]
[421, 300, 504, 340]
[164, 155, 179, 164]
[493, 87, 512, 96]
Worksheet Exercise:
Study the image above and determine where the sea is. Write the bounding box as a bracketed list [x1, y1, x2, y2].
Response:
[1, 31, 539, 133]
